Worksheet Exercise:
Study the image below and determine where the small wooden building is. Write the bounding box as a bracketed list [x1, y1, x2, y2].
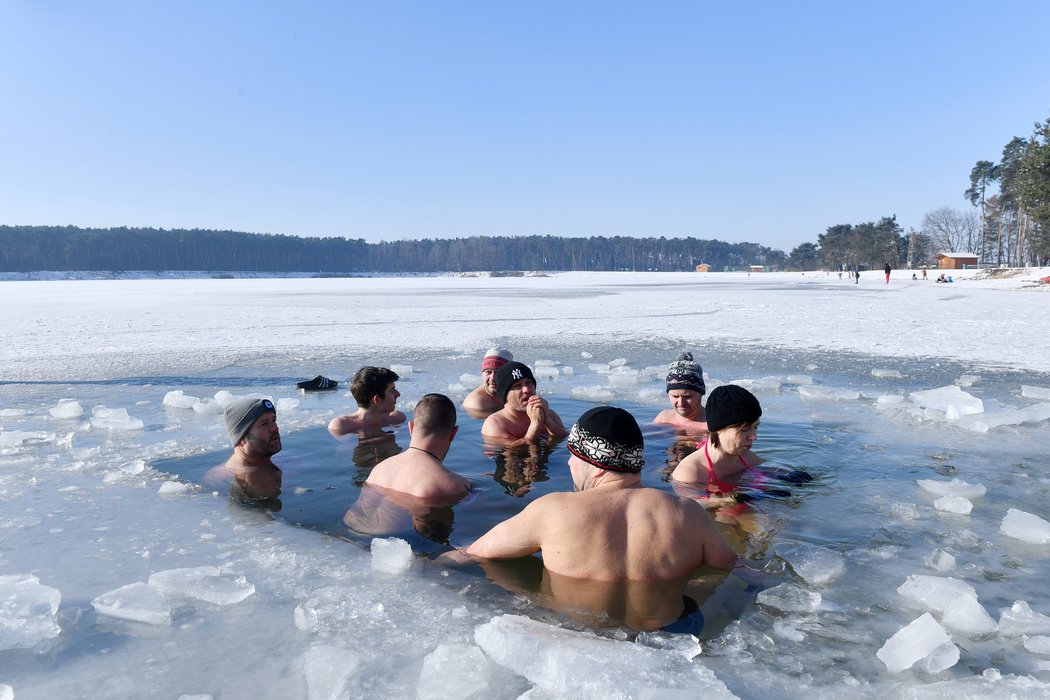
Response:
[935, 252, 979, 270]
[749, 265, 765, 273]
[695, 263, 711, 273]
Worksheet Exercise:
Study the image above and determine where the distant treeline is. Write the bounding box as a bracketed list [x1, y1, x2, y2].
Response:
[0, 225, 787, 273]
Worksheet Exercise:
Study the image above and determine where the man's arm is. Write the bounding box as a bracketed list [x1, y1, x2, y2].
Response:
[695, 508, 738, 571]
[465, 499, 548, 559]
[328, 415, 363, 437]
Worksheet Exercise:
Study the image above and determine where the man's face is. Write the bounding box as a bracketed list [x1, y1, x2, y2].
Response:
[668, 389, 702, 419]
[506, 377, 535, 410]
[378, 382, 400, 412]
[482, 368, 498, 395]
[243, 411, 281, 457]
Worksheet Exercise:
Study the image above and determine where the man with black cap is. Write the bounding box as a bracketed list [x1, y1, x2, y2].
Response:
[481, 361, 567, 444]
[205, 397, 283, 499]
[453, 406, 737, 631]
[654, 352, 708, 432]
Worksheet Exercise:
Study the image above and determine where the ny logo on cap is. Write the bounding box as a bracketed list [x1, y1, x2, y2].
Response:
[511, 369, 522, 380]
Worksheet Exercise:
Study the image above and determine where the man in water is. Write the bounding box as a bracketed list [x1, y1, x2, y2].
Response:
[344, 393, 470, 543]
[481, 361, 567, 444]
[462, 347, 514, 417]
[448, 406, 737, 632]
[328, 366, 407, 437]
[363, 393, 470, 498]
[205, 397, 283, 499]
[653, 352, 708, 433]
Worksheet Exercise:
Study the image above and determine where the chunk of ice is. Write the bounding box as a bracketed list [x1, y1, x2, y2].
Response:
[89, 406, 144, 431]
[934, 496, 972, 515]
[561, 366, 574, 376]
[389, 364, 413, 376]
[303, 645, 360, 700]
[534, 366, 559, 380]
[417, 643, 490, 700]
[587, 363, 610, 372]
[872, 368, 903, 378]
[0, 684, 12, 700]
[917, 478, 986, 499]
[580, 351, 593, 358]
[370, 537, 413, 575]
[0, 431, 56, 447]
[925, 549, 956, 572]
[908, 385, 984, 418]
[275, 398, 299, 411]
[797, 386, 860, 402]
[608, 358, 628, 368]
[147, 567, 255, 605]
[608, 370, 643, 387]
[49, 399, 84, 419]
[192, 398, 224, 415]
[756, 583, 822, 613]
[571, 386, 615, 402]
[785, 375, 813, 385]
[917, 641, 961, 673]
[876, 613, 954, 673]
[1023, 635, 1050, 655]
[1000, 508, 1050, 544]
[876, 395, 906, 407]
[460, 372, 480, 386]
[1021, 384, 1050, 400]
[0, 574, 62, 651]
[534, 359, 559, 366]
[999, 601, 1050, 637]
[474, 614, 736, 698]
[955, 374, 981, 387]
[773, 543, 845, 586]
[897, 575, 997, 637]
[163, 390, 200, 409]
[91, 582, 172, 625]
[158, 480, 193, 496]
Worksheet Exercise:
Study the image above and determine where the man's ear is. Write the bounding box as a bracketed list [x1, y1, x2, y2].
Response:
[408, 420, 416, 436]
[449, 425, 459, 441]
[371, 394, 382, 406]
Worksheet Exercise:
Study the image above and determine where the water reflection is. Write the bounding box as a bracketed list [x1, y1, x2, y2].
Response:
[487, 442, 553, 497]
[343, 484, 466, 550]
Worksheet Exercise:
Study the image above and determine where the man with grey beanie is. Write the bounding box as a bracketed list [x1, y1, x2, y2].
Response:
[205, 398, 282, 499]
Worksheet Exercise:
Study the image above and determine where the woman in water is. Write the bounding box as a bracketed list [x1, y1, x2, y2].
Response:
[670, 384, 764, 491]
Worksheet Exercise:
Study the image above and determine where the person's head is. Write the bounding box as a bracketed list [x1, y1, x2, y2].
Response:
[705, 385, 762, 453]
[480, 347, 514, 395]
[665, 352, 705, 419]
[410, 393, 458, 441]
[224, 398, 281, 457]
[351, 366, 400, 410]
[566, 406, 644, 489]
[495, 362, 537, 409]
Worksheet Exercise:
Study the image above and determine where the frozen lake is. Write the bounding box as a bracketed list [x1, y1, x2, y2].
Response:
[2, 270, 1050, 698]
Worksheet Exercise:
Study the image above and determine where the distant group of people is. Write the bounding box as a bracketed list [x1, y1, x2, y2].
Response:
[210, 346, 810, 634]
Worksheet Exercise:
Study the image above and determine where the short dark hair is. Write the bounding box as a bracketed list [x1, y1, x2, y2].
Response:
[412, 393, 457, 436]
[708, 421, 755, 448]
[350, 366, 399, 408]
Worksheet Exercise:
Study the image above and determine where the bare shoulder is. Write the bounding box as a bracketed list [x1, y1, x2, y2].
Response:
[481, 410, 509, 436]
[382, 411, 407, 426]
[670, 448, 705, 483]
[328, 414, 363, 436]
[745, 449, 764, 466]
[653, 409, 675, 425]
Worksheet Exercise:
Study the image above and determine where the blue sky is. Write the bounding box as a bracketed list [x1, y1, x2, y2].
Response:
[2, 1, 1048, 252]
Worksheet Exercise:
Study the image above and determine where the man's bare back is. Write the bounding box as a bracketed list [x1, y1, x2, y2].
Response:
[366, 448, 469, 499]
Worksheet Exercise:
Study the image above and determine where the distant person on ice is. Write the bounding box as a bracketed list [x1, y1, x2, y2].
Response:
[462, 346, 514, 418]
[481, 361, 567, 444]
[653, 352, 708, 434]
[442, 406, 737, 633]
[205, 397, 283, 500]
[328, 366, 407, 437]
[884, 262, 892, 284]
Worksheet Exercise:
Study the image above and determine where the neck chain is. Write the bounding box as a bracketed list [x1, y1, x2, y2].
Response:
[408, 445, 441, 462]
